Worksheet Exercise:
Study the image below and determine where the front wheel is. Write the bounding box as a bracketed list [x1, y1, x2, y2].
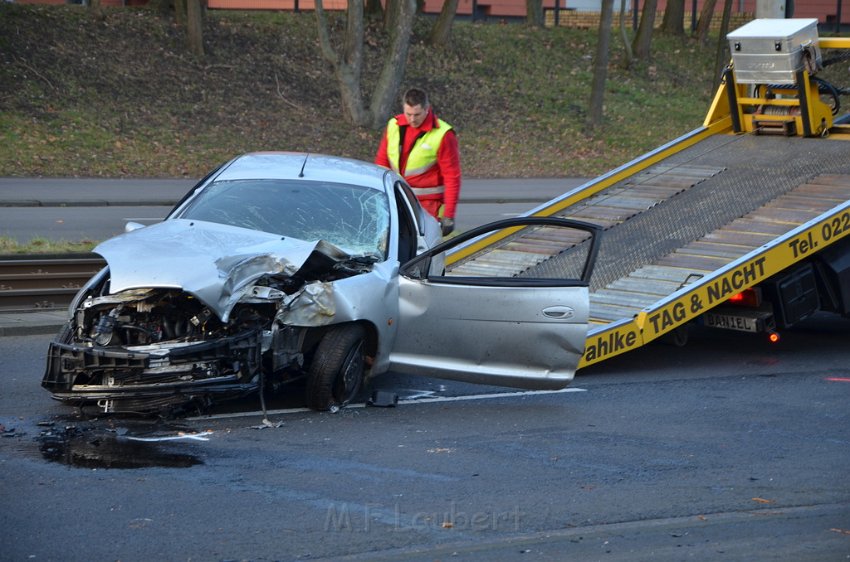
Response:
[305, 324, 366, 411]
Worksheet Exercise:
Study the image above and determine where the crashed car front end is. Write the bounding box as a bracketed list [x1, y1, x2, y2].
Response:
[41, 155, 417, 415]
[43, 275, 270, 414]
[42, 219, 393, 415]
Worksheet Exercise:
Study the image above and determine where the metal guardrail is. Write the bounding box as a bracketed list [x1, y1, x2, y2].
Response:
[0, 254, 105, 312]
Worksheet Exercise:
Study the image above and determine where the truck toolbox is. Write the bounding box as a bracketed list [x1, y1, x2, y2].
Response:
[727, 18, 821, 84]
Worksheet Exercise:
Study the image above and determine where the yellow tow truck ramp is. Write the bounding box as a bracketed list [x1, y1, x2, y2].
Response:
[447, 21, 850, 369]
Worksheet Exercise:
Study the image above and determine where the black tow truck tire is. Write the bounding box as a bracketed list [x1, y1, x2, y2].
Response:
[305, 324, 366, 411]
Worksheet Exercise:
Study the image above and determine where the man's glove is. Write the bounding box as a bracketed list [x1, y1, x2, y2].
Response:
[440, 217, 455, 236]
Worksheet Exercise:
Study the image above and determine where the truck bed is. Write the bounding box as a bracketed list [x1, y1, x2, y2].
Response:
[448, 133, 850, 367]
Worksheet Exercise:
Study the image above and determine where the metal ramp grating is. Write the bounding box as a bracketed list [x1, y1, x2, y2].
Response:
[449, 163, 725, 277]
[521, 135, 850, 289]
[588, 174, 850, 325]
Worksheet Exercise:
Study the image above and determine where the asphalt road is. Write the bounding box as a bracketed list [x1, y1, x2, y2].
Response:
[2, 176, 850, 561]
[1, 315, 850, 561]
[0, 177, 589, 243]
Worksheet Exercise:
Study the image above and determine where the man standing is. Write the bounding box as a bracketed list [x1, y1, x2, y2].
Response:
[375, 88, 461, 236]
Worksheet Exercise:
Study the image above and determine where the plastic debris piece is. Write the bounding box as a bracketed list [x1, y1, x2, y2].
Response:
[250, 419, 284, 429]
[368, 390, 399, 407]
[123, 431, 212, 442]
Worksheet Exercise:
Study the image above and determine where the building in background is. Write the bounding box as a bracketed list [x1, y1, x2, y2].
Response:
[12, 0, 848, 28]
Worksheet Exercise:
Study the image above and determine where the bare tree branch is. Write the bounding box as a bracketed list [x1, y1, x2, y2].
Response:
[274, 72, 302, 109]
[14, 56, 55, 91]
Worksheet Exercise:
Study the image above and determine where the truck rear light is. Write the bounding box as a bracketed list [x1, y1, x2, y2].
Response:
[727, 287, 762, 307]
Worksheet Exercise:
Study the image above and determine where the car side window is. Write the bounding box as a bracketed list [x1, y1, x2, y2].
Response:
[394, 182, 418, 263]
[401, 217, 601, 286]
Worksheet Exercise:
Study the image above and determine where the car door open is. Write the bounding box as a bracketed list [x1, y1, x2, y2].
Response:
[391, 217, 601, 390]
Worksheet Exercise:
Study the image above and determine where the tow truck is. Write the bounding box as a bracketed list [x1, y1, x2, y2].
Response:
[445, 18, 850, 369]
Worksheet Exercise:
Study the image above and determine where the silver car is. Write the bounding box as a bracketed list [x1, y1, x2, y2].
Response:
[42, 152, 600, 415]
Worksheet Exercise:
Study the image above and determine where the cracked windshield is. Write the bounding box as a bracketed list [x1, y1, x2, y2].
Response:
[178, 179, 390, 257]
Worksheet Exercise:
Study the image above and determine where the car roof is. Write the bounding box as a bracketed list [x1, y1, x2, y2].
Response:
[214, 152, 390, 190]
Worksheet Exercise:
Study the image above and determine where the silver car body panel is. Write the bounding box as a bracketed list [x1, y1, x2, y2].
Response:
[391, 280, 589, 389]
[285, 260, 401, 375]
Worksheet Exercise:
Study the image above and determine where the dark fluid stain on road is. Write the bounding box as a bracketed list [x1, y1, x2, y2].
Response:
[38, 426, 203, 469]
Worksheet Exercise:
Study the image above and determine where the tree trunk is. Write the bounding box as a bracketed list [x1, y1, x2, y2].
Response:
[148, 0, 172, 18]
[588, 0, 615, 133]
[619, 0, 633, 68]
[429, 0, 459, 46]
[175, 0, 186, 26]
[88, 0, 104, 20]
[316, 0, 368, 125]
[660, 0, 684, 36]
[526, 0, 544, 27]
[365, 0, 383, 17]
[187, 0, 204, 58]
[384, 0, 400, 31]
[631, 0, 658, 60]
[695, 0, 718, 44]
[370, 0, 416, 128]
[712, 0, 733, 92]
[315, 0, 416, 129]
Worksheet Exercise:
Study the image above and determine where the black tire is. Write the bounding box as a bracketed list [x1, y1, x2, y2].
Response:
[660, 324, 689, 347]
[305, 324, 366, 411]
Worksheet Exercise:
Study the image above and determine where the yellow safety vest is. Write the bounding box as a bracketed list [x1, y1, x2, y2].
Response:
[386, 117, 453, 179]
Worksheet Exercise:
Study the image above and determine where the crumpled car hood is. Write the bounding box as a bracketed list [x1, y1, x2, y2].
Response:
[94, 219, 351, 321]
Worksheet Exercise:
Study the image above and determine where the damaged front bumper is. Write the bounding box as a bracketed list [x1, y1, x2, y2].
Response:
[42, 328, 265, 413]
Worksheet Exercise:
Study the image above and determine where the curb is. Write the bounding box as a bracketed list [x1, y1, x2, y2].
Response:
[0, 322, 64, 337]
[0, 200, 180, 208]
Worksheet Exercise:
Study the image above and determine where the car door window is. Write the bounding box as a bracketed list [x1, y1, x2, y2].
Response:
[402, 217, 600, 286]
[394, 182, 418, 263]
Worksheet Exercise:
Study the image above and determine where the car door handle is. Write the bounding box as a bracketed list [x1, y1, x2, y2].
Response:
[542, 306, 575, 319]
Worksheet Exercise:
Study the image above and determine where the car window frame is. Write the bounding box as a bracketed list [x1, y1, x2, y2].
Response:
[401, 216, 602, 287]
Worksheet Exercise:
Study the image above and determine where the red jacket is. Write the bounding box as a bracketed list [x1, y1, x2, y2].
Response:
[375, 108, 462, 219]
